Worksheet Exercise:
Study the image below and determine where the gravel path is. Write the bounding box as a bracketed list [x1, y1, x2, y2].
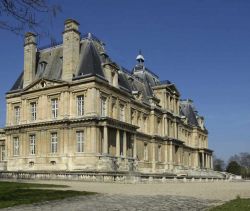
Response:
[1, 194, 221, 211]
[1, 180, 250, 210]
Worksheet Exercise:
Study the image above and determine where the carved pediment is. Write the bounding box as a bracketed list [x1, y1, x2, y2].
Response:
[23, 78, 64, 92]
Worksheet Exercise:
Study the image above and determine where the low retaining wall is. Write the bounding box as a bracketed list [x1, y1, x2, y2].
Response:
[0, 171, 227, 183]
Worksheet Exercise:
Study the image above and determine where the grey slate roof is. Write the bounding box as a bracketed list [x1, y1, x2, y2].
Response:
[180, 100, 199, 127]
[76, 39, 104, 78]
[10, 33, 203, 129]
[11, 72, 23, 91]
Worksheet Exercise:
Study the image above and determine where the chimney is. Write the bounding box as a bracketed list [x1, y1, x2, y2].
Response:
[62, 19, 80, 81]
[23, 32, 37, 88]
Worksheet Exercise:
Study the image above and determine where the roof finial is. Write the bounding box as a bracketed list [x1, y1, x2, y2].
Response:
[88, 32, 92, 39]
[136, 49, 145, 65]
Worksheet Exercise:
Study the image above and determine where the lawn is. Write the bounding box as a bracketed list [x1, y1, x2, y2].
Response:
[210, 198, 250, 211]
[0, 181, 96, 208]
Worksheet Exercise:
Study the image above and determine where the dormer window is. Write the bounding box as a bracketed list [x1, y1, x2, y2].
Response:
[38, 61, 47, 73]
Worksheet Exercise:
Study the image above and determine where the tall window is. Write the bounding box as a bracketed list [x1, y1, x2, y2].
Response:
[14, 106, 20, 124]
[120, 104, 125, 121]
[158, 145, 162, 162]
[77, 95, 84, 116]
[51, 99, 58, 119]
[13, 137, 20, 156]
[30, 102, 37, 121]
[101, 97, 107, 116]
[29, 135, 36, 155]
[51, 133, 58, 154]
[144, 143, 148, 161]
[76, 131, 84, 152]
[1, 146, 5, 161]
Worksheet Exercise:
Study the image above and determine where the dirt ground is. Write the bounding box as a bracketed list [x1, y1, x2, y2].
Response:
[13, 179, 250, 201]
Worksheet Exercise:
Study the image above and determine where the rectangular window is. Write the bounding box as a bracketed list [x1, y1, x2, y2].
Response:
[51, 133, 58, 154]
[13, 137, 20, 156]
[144, 143, 148, 161]
[14, 106, 20, 124]
[1, 146, 5, 161]
[101, 97, 107, 116]
[30, 102, 37, 121]
[120, 104, 125, 121]
[76, 131, 84, 152]
[51, 99, 58, 119]
[77, 96, 84, 116]
[29, 135, 36, 155]
[158, 145, 162, 162]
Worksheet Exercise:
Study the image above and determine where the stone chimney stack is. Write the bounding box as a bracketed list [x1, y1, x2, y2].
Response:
[23, 32, 37, 88]
[62, 19, 80, 81]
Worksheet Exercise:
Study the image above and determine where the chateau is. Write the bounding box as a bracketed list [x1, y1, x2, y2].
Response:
[2, 19, 215, 177]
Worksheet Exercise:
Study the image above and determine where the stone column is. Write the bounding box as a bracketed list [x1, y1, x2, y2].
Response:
[169, 142, 173, 169]
[166, 118, 169, 136]
[103, 126, 108, 154]
[123, 131, 127, 157]
[201, 152, 205, 169]
[133, 134, 137, 159]
[211, 155, 213, 169]
[152, 142, 156, 172]
[164, 144, 168, 169]
[116, 129, 120, 156]
[91, 127, 97, 153]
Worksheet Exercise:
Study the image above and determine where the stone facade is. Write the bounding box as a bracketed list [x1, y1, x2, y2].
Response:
[0, 129, 6, 170]
[4, 19, 213, 176]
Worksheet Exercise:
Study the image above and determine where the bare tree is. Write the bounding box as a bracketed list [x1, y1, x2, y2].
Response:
[213, 155, 225, 171]
[229, 152, 250, 178]
[229, 152, 250, 168]
[0, 0, 61, 37]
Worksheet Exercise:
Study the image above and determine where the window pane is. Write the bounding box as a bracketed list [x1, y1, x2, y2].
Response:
[29, 135, 36, 155]
[76, 131, 84, 152]
[120, 105, 125, 121]
[51, 99, 58, 119]
[13, 137, 19, 156]
[51, 133, 58, 153]
[77, 96, 84, 116]
[14, 106, 20, 124]
[101, 97, 107, 116]
[30, 103, 37, 121]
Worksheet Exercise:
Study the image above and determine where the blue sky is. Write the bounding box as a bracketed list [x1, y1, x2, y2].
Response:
[0, 0, 249, 161]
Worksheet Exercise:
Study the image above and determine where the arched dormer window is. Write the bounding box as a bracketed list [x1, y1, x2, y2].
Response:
[38, 61, 47, 73]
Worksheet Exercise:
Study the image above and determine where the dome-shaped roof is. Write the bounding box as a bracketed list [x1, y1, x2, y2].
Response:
[136, 54, 145, 62]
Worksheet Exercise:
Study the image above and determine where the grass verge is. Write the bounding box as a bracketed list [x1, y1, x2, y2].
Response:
[210, 197, 250, 211]
[0, 181, 96, 208]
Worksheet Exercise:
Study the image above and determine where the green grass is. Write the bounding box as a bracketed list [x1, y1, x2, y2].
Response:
[210, 198, 250, 211]
[0, 181, 96, 208]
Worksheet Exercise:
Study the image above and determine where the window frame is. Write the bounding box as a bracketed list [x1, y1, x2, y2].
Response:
[144, 143, 148, 161]
[30, 102, 37, 121]
[119, 104, 125, 121]
[76, 131, 84, 153]
[51, 98, 58, 119]
[100, 96, 107, 117]
[77, 95, 84, 116]
[51, 132, 58, 154]
[158, 145, 162, 162]
[29, 134, 36, 155]
[13, 137, 20, 156]
[14, 106, 20, 124]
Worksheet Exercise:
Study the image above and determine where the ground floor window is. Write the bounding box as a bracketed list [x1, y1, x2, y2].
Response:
[29, 135, 36, 155]
[144, 143, 148, 161]
[13, 137, 20, 156]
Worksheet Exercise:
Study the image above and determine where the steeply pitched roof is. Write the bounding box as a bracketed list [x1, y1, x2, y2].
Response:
[11, 72, 23, 91]
[180, 100, 199, 127]
[76, 39, 104, 78]
[9, 33, 170, 107]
